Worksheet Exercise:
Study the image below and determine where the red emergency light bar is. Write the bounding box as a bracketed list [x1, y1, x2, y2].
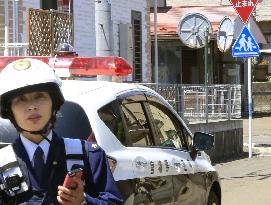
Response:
[0, 56, 132, 77]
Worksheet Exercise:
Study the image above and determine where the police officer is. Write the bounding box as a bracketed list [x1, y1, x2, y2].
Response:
[0, 58, 123, 204]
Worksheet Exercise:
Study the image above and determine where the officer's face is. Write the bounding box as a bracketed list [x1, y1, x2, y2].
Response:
[11, 91, 52, 133]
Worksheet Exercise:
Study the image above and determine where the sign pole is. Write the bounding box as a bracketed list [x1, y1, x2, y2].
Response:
[248, 21, 253, 158]
[248, 57, 252, 158]
[204, 27, 209, 124]
[154, 0, 159, 87]
[230, 0, 259, 158]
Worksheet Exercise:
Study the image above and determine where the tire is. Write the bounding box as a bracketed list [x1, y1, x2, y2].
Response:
[207, 190, 220, 205]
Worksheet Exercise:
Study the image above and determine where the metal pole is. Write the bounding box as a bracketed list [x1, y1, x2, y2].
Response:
[228, 85, 232, 120]
[12, 0, 15, 55]
[13, 0, 19, 55]
[4, 0, 9, 56]
[154, 0, 158, 86]
[95, 0, 113, 81]
[205, 27, 209, 123]
[15, 0, 18, 42]
[68, 0, 72, 45]
[248, 21, 253, 158]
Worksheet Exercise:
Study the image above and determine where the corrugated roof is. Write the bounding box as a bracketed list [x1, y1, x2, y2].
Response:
[150, 5, 237, 36]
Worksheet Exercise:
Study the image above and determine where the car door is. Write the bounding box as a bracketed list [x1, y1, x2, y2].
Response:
[118, 91, 175, 205]
[145, 92, 208, 205]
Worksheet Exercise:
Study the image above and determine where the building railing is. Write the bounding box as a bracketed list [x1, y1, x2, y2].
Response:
[0, 43, 29, 56]
[141, 83, 242, 122]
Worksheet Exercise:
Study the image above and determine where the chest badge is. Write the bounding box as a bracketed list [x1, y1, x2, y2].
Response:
[92, 144, 98, 149]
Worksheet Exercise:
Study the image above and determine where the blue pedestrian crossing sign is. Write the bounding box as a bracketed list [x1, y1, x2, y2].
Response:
[232, 26, 260, 58]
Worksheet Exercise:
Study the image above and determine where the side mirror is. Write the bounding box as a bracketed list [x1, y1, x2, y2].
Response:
[193, 132, 214, 151]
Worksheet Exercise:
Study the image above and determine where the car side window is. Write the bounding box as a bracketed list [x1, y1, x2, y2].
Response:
[148, 102, 188, 150]
[98, 101, 126, 145]
[120, 102, 152, 147]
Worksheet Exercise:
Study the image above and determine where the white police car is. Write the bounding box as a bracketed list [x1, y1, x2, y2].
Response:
[0, 80, 221, 205]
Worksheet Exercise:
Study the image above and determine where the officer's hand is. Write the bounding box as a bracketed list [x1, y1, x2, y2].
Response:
[57, 176, 85, 205]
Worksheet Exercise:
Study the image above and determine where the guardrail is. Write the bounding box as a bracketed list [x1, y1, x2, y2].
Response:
[141, 83, 242, 122]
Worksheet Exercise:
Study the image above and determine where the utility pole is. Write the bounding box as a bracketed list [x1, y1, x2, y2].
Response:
[95, 0, 113, 81]
[4, 0, 9, 56]
[154, 0, 158, 85]
[204, 27, 209, 124]
[13, 0, 19, 55]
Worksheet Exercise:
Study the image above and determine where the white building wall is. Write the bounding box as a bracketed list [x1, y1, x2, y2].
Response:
[111, 0, 149, 82]
[21, 0, 40, 43]
[73, 0, 95, 56]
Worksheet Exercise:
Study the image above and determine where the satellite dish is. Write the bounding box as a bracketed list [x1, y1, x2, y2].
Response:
[177, 13, 212, 48]
[217, 16, 234, 52]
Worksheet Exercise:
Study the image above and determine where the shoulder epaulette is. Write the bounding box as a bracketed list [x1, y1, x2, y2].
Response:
[63, 138, 86, 172]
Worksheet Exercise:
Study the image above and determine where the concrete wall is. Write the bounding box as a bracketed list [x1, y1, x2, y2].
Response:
[188, 120, 243, 162]
[73, 0, 95, 56]
[252, 82, 271, 113]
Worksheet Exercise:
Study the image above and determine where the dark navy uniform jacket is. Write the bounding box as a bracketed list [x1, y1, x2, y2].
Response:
[0, 132, 123, 204]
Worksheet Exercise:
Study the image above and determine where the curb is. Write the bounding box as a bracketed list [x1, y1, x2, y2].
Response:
[244, 143, 271, 156]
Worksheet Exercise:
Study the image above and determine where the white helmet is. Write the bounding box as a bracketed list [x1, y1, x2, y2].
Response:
[0, 58, 64, 119]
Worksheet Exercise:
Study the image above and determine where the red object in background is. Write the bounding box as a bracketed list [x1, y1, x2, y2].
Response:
[0, 56, 132, 77]
[62, 0, 69, 6]
[230, 0, 258, 24]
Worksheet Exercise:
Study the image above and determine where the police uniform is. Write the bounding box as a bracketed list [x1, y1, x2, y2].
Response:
[0, 131, 123, 204]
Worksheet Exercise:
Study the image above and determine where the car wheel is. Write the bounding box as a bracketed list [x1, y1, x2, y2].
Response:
[207, 190, 220, 205]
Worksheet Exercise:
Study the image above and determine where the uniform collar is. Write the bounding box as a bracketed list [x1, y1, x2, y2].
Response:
[20, 131, 52, 164]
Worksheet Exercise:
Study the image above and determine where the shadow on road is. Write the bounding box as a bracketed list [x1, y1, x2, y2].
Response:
[211, 149, 262, 166]
[242, 112, 271, 119]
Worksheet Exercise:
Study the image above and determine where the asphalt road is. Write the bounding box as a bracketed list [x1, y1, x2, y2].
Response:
[215, 155, 271, 205]
[243, 115, 271, 145]
[214, 115, 271, 205]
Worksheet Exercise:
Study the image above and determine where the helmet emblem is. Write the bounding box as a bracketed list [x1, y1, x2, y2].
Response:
[13, 59, 31, 71]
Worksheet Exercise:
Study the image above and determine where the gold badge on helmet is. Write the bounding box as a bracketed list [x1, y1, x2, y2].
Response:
[13, 59, 31, 71]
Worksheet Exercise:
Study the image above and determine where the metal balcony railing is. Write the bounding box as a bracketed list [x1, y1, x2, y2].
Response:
[0, 43, 29, 56]
[141, 83, 242, 122]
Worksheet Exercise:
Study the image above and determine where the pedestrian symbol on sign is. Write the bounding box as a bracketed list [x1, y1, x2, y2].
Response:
[232, 25, 259, 57]
[236, 34, 257, 52]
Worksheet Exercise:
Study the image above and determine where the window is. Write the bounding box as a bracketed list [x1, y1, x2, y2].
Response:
[42, 0, 57, 10]
[148, 102, 188, 149]
[98, 101, 126, 145]
[131, 11, 142, 82]
[152, 41, 182, 83]
[120, 102, 152, 147]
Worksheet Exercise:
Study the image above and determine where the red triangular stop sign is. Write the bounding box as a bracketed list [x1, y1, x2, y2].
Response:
[230, 0, 258, 24]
